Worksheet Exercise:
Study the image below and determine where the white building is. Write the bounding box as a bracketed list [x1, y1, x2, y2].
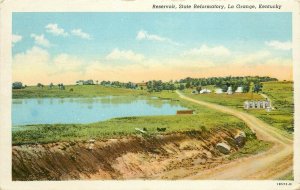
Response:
[244, 100, 271, 110]
[215, 88, 223, 94]
[227, 86, 233, 95]
[235, 86, 243, 93]
[76, 80, 84, 85]
[200, 89, 211, 94]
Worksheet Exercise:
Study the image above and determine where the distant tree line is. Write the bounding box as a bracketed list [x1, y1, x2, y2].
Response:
[13, 76, 278, 94]
[100, 81, 138, 89]
[179, 76, 277, 93]
[146, 80, 176, 92]
[97, 76, 277, 93]
[12, 82, 66, 90]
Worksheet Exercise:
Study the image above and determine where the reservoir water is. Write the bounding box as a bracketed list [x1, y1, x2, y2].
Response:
[12, 96, 188, 126]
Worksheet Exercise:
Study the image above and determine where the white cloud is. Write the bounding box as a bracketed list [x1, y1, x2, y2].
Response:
[13, 46, 85, 85]
[137, 30, 165, 41]
[232, 50, 271, 65]
[183, 45, 231, 57]
[51, 54, 84, 74]
[106, 48, 145, 62]
[12, 42, 293, 85]
[136, 30, 180, 46]
[30, 34, 51, 47]
[265, 40, 292, 50]
[71, 29, 92, 40]
[45, 23, 68, 36]
[13, 46, 50, 66]
[12, 34, 23, 44]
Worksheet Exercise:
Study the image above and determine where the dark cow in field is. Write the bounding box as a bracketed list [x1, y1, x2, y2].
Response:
[157, 127, 166, 132]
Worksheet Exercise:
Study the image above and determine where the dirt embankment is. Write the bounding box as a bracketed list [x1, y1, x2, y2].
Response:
[12, 129, 246, 180]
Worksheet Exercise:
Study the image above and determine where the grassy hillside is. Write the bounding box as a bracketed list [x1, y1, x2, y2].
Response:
[12, 85, 147, 99]
[183, 81, 294, 136]
[184, 92, 263, 108]
[251, 81, 294, 133]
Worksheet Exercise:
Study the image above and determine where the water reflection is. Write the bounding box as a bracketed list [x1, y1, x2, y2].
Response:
[37, 99, 43, 105]
[12, 99, 23, 104]
[12, 96, 188, 126]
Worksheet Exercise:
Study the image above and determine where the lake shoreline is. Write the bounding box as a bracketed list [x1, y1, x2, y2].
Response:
[12, 96, 187, 126]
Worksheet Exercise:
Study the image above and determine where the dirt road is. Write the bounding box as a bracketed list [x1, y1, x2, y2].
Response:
[175, 91, 293, 179]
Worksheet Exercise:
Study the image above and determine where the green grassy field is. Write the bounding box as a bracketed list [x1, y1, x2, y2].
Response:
[13, 114, 249, 145]
[12, 85, 147, 99]
[256, 81, 294, 132]
[183, 81, 294, 137]
[228, 139, 272, 160]
[278, 171, 294, 180]
[184, 91, 263, 108]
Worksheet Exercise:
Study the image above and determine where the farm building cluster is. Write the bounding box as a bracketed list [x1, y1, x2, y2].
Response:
[243, 100, 272, 111]
[191, 86, 272, 111]
[76, 80, 94, 85]
[191, 86, 243, 95]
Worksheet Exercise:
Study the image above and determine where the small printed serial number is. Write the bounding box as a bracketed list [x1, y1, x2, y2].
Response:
[277, 182, 292, 186]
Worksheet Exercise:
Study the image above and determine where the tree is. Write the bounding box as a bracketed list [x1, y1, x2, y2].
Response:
[12, 82, 23, 89]
[242, 82, 250, 93]
[185, 82, 191, 89]
[179, 84, 185, 90]
[170, 83, 176, 92]
[196, 86, 202, 93]
[253, 82, 263, 93]
[37, 83, 44, 88]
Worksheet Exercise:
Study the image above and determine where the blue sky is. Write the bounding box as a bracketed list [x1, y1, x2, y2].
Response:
[12, 12, 293, 84]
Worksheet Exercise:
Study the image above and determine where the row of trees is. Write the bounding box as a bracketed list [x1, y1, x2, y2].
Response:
[179, 76, 277, 93]
[179, 76, 277, 86]
[12, 82, 26, 89]
[37, 82, 65, 90]
[100, 81, 137, 89]
[146, 80, 177, 92]
[13, 76, 277, 93]
[99, 76, 276, 93]
[12, 82, 66, 90]
[105, 76, 275, 93]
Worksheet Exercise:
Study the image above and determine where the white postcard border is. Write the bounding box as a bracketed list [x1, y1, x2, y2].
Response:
[0, 0, 299, 189]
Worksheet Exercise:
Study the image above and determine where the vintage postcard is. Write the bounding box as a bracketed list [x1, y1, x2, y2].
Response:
[0, 0, 299, 189]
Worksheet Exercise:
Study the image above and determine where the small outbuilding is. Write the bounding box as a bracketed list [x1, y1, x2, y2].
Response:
[227, 86, 233, 95]
[200, 89, 211, 94]
[215, 88, 223, 94]
[235, 86, 243, 93]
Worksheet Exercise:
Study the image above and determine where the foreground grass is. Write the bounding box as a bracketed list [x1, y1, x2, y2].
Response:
[13, 114, 248, 145]
[183, 81, 294, 137]
[12, 85, 148, 99]
[278, 171, 294, 180]
[228, 139, 272, 160]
